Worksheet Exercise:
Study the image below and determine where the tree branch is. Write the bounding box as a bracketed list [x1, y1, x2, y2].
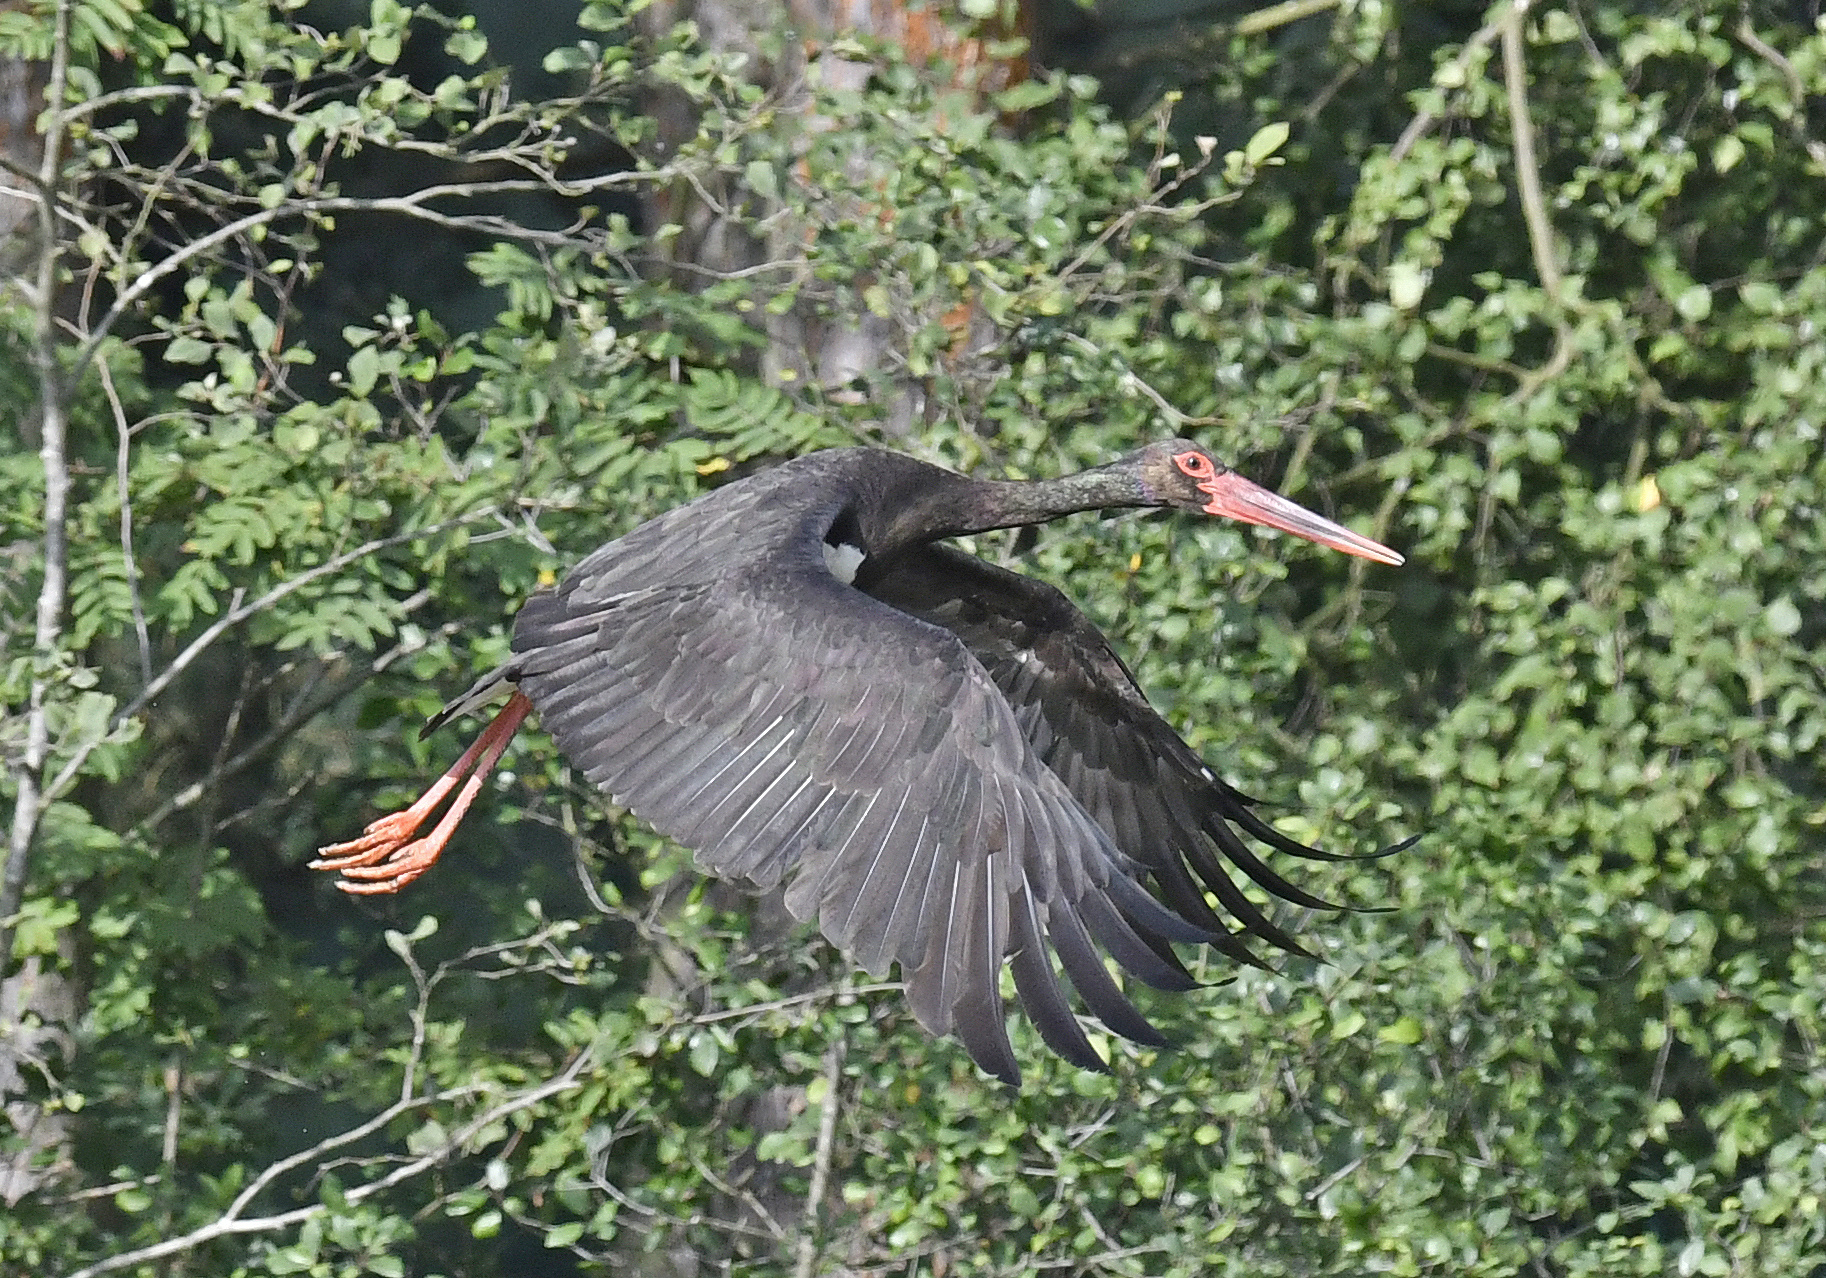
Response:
[37, 514, 495, 812]
[68, 171, 688, 388]
[1500, 1, 1562, 303]
[2, 0, 74, 969]
[64, 1058, 593, 1278]
[1390, 8, 1506, 163]
[791, 1035, 845, 1278]
[94, 353, 151, 687]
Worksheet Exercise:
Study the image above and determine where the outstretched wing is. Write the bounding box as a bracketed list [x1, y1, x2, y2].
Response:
[865, 543, 1375, 968]
[506, 550, 1214, 1084]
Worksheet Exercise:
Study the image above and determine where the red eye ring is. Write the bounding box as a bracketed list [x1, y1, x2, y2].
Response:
[1172, 450, 1216, 479]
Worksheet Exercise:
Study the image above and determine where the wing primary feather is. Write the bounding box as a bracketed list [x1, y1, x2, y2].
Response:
[704, 768, 814, 881]
[548, 684, 648, 754]
[718, 770, 815, 852]
[1174, 833, 1315, 957]
[1226, 801, 1418, 862]
[932, 857, 970, 1030]
[684, 725, 798, 842]
[739, 785, 841, 889]
[904, 860, 966, 1035]
[1222, 801, 1358, 861]
[881, 812, 948, 977]
[572, 707, 672, 780]
[621, 728, 745, 819]
[1100, 864, 1218, 945]
[1004, 779, 1059, 902]
[1074, 890, 1199, 992]
[1139, 844, 1231, 936]
[950, 853, 1018, 1086]
[866, 748, 967, 965]
[1044, 904, 1171, 1048]
[819, 693, 900, 784]
[605, 715, 710, 788]
[1008, 887, 1106, 1072]
[869, 811, 932, 960]
[532, 661, 627, 725]
[1204, 816, 1348, 911]
[713, 749, 805, 836]
[849, 812, 930, 976]
[784, 790, 881, 919]
[892, 765, 980, 971]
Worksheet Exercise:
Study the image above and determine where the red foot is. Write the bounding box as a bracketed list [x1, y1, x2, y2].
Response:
[312, 810, 435, 871]
[326, 833, 448, 894]
[311, 692, 532, 895]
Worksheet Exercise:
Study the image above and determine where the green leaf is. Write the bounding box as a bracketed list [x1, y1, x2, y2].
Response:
[1245, 120, 1290, 166]
[347, 344, 382, 396]
[446, 29, 488, 65]
[994, 79, 1063, 113]
[1378, 1017, 1425, 1045]
[9, 898, 79, 958]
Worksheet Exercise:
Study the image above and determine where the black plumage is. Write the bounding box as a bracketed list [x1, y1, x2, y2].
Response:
[315, 440, 1406, 1084]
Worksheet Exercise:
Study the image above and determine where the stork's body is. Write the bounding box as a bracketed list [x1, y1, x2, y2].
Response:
[316, 442, 1405, 1083]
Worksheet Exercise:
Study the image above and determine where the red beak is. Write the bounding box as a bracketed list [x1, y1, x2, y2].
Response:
[1198, 472, 1404, 566]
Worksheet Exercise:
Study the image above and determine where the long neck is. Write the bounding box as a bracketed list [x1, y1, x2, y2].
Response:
[880, 460, 1156, 548]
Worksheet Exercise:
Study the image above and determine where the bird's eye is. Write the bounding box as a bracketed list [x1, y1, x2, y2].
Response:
[1173, 451, 1216, 479]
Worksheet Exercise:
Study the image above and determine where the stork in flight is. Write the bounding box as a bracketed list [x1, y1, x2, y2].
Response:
[315, 441, 1407, 1084]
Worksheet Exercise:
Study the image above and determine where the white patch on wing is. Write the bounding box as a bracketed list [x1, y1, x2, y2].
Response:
[822, 540, 865, 584]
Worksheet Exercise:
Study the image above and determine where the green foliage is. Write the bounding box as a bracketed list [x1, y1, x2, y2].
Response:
[2, 2, 1823, 1277]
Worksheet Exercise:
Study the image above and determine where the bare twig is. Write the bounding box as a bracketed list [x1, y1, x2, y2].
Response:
[132, 606, 445, 835]
[1056, 124, 1228, 286]
[1090, 0, 1341, 73]
[1060, 332, 1216, 430]
[161, 1060, 182, 1168]
[1735, 18, 1826, 170]
[1236, 0, 1340, 36]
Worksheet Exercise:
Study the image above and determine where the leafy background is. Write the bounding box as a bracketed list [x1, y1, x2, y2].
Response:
[2, 1, 1822, 1275]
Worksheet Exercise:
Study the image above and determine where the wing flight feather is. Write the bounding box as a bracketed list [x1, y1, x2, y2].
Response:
[506, 557, 1202, 1085]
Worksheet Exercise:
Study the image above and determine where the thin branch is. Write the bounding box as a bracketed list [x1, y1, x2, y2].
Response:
[1056, 124, 1228, 286]
[39, 514, 495, 809]
[792, 1035, 846, 1278]
[161, 1060, 181, 1168]
[1735, 17, 1826, 170]
[64, 1058, 593, 1278]
[1087, 0, 1341, 74]
[68, 171, 687, 386]
[1060, 332, 1216, 430]
[1, 0, 74, 969]
[48, 1174, 164, 1205]
[1391, 9, 1506, 163]
[1235, 0, 1340, 37]
[132, 605, 444, 835]
[1500, 1, 1561, 303]
[95, 353, 152, 686]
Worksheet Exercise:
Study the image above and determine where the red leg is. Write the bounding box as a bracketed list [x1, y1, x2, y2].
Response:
[312, 692, 532, 893]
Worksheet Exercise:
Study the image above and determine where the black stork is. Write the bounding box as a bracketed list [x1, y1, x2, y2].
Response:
[314, 440, 1405, 1084]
